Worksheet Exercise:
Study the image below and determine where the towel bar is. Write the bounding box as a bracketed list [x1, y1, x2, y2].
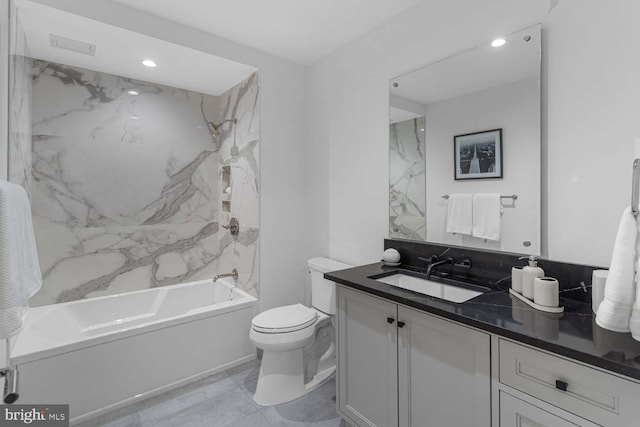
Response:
[442, 194, 518, 201]
[632, 159, 639, 217]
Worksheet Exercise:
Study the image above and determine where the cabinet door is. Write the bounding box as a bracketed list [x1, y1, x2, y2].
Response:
[500, 392, 599, 427]
[397, 306, 491, 427]
[337, 286, 398, 427]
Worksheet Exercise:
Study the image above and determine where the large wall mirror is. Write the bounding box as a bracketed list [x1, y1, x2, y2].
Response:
[389, 24, 541, 254]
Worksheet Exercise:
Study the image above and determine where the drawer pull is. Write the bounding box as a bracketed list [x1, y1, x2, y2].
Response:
[555, 379, 568, 392]
[397, 321, 406, 328]
[387, 317, 395, 324]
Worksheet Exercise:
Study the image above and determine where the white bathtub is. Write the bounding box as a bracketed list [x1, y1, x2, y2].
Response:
[11, 278, 257, 424]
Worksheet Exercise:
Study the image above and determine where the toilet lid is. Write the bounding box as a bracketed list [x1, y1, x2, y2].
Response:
[252, 304, 318, 333]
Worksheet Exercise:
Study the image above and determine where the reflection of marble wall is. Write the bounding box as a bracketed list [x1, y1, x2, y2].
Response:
[8, 3, 32, 193]
[217, 72, 260, 297]
[27, 61, 259, 306]
[389, 117, 426, 240]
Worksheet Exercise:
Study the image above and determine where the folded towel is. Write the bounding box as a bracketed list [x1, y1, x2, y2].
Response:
[0, 181, 42, 339]
[472, 193, 502, 241]
[597, 207, 637, 333]
[446, 194, 472, 235]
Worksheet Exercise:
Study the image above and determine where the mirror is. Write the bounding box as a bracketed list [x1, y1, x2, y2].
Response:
[389, 25, 541, 254]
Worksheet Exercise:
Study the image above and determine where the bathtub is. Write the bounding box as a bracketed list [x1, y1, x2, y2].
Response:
[11, 278, 257, 424]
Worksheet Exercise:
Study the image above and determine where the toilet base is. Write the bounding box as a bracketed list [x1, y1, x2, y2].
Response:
[253, 347, 335, 406]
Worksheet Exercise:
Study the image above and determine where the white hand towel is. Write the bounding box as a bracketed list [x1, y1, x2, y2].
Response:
[596, 207, 637, 332]
[0, 181, 42, 339]
[472, 193, 502, 241]
[628, 220, 640, 340]
[446, 194, 472, 235]
[629, 257, 640, 340]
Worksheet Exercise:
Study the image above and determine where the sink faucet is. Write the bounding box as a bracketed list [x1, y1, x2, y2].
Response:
[425, 258, 454, 279]
[214, 268, 239, 282]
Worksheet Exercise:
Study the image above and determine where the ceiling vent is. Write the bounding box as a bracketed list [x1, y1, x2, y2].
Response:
[49, 34, 96, 56]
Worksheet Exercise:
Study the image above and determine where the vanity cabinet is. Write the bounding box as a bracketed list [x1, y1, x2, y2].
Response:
[336, 285, 491, 427]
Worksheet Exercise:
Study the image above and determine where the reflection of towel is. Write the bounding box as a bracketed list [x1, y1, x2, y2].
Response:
[0, 181, 42, 339]
[597, 208, 636, 333]
[472, 193, 501, 241]
[446, 194, 472, 235]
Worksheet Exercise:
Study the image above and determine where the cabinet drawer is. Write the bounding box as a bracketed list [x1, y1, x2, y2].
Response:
[499, 391, 600, 427]
[499, 339, 639, 426]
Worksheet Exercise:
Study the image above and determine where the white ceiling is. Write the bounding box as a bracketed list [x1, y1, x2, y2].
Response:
[17, 0, 257, 95]
[111, 0, 421, 65]
[390, 25, 541, 106]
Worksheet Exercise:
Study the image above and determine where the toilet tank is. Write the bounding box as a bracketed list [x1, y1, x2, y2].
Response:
[308, 257, 352, 315]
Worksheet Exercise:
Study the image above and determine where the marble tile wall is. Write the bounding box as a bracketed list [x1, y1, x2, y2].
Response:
[389, 117, 426, 241]
[26, 61, 259, 306]
[7, 1, 32, 194]
[217, 72, 260, 298]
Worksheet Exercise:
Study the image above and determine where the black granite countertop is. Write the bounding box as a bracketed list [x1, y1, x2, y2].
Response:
[326, 262, 640, 382]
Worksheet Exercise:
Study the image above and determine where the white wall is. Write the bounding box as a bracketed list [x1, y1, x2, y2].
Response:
[308, 0, 640, 268]
[31, 0, 309, 311]
[426, 78, 540, 254]
[543, 0, 640, 266]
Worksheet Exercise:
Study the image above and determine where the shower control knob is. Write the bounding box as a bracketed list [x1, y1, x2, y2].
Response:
[222, 217, 239, 236]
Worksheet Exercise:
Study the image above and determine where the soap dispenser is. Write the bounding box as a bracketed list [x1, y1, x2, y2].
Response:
[520, 255, 544, 300]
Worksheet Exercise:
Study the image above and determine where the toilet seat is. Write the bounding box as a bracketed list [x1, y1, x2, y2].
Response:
[252, 304, 318, 334]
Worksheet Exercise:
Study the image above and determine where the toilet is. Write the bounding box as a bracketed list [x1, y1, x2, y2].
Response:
[249, 257, 351, 405]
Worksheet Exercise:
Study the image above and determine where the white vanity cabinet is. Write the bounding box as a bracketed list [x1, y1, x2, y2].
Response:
[336, 285, 491, 427]
[337, 284, 640, 427]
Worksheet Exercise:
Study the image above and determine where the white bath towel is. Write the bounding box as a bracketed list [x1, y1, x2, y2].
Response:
[472, 193, 502, 241]
[0, 181, 42, 339]
[597, 207, 637, 333]
[446, 194, 472, 235]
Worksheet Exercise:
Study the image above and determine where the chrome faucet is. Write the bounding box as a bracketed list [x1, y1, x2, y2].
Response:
[425, 257, 454, 279]
[214, 268, 239, 282]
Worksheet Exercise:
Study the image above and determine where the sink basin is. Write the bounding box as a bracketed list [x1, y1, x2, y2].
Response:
[374, 273, 485, 303]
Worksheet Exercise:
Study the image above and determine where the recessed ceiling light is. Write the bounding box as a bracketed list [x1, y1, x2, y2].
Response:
[142, 59, 157, 68]
[128, 90, 139, 96]
[491, 38, 506, 47]
[420, 128, 425, 131]
[130, 116, 139, 120]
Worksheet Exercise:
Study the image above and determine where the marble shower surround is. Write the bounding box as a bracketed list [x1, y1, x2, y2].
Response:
[389, 117, 426, 241]
[28, 60, 259, 306]
[217, 72, 260, 298]
[8, 1, 33, 194]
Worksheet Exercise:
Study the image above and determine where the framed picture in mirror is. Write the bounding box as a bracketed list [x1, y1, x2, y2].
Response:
[454, 128, 503, 180]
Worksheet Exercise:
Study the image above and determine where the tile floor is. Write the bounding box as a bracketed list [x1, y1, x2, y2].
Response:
[76, 359, 348, 427]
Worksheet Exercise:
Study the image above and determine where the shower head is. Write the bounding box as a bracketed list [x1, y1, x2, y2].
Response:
[207, 118, 237, 137]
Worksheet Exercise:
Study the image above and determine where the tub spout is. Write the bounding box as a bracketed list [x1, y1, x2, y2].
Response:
[1, 366, 19, 404]
[214, 269, 239, 282]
